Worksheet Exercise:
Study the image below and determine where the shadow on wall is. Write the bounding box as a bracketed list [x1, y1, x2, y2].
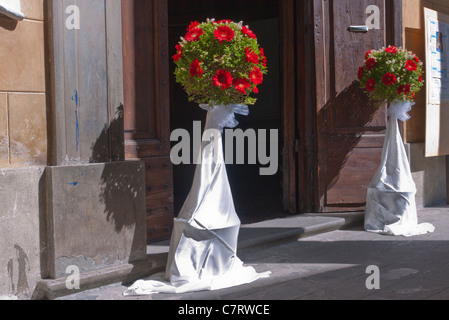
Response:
[317, 81, 384, 200]
[7, 245, 30, 299]
[89, 104, 146, 262]
[0, 15, 18, 31]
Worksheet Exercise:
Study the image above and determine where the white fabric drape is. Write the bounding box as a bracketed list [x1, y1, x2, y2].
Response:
[124, 105, 270, 296]
[365, 101, 435, 237]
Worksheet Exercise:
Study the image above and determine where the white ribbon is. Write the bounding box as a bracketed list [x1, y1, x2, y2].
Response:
[388, 100, 415, 122]
[199, 104, 249, 132]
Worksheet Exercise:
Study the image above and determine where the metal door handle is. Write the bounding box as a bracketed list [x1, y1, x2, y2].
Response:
[348, 25, 369, 33]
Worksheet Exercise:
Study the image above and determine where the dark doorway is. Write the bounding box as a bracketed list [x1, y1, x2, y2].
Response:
[168, 0, 287, 223]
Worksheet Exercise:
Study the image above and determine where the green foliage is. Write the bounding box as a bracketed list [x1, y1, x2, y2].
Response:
[358, 46, 424, 104]
[173, 19, 268, 106]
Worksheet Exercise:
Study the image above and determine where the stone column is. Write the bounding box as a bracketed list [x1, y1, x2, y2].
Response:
[43, 0, 147, 282]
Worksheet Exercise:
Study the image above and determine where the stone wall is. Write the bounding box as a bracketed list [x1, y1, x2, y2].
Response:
[0, 167, 45, 300]
[0, 0, 47, 167]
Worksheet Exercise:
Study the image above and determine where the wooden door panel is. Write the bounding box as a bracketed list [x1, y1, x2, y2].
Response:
[314, 0, 401, 212]
[144, 157, 174, 242]
[332, 0, 386, 92]
[122, 0, 174, 242]
[326, 138, 384, 205]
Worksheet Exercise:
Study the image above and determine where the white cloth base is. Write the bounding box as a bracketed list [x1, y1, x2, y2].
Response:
[124, 105, 270, 296]
[365, 101, 435, 237]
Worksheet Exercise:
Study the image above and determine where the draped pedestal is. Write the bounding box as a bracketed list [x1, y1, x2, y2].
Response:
[124, 105, 270, 296]
[365, 101, 435, 237]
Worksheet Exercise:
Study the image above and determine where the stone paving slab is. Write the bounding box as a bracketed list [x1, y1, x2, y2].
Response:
[55, 206, 449, 301]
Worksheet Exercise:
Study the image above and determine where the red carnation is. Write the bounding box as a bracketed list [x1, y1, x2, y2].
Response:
[259, 48, 267, 68]
[405, 60, 418, 71]
[253, 86, 259, 94]
[214, 26, 235, 43]
[366, 78, 376, 92]
[189, 59, 203, 78]
[213, 69, 233, 90]
[385, 46, 398, 54]
[242, 26, 257, 39]
[172, 44, 183, 62]
[245, 47, 259, 64]
[185, 27, 204, 42]
[365, 50, 372, 60]
[249, 66, 263, 85]
[216, 19, 232, 24]
[419, 76, 423, 82]
[358, 67, 364, 80]
[233, 78, 251, 95]
[382, 72, 397, 86]
[414, 56, 420, 63]
[187, 21, 200, 31]
[398, 84, 411, 95]
[365, 58, 377, 71]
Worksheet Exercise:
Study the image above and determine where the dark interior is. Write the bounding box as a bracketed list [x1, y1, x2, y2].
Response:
[168, 0, 287, 223]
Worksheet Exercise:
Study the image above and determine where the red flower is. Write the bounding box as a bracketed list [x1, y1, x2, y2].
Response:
[185, 27, 204, 42]
[358, 67, 364, 80]
[385, 46, 398, 54]
[405, 60, 418, 71]
[259, 48, 267, 68]
[189, 59, 203, 78]
[253, 86, 259, 94]
[214, 26, 235, 43]
[382, 72, 397, 86]
[172, 44, 183, 62]
[365, 58, 377, 71]
[419, 76, 423, 82]
[245, 47, 259, 64]
[242, 26, 257, 39]
[398, 84, 411, 95]
[366, 78, 376, 92]
[365, 50, 372, 60]
[187, 21, 200, 31]
[249, 66, 264, 85]
[213, 69, 233, 90]
[216, 19, 232, 24]
[414, 56, 420, 63]
[233, 78, 251, 95]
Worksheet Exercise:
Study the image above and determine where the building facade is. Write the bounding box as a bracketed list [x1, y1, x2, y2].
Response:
[0, 0, 447, 299]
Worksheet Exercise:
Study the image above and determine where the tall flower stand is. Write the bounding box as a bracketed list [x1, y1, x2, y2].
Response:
[365, 101, 435, 237]
[124, 105, 270, 296]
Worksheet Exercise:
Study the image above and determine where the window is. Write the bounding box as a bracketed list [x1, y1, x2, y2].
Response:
[0, 0, 24, 20]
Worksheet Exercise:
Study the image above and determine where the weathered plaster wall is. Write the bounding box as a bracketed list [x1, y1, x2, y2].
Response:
[0, 0, 47, 167]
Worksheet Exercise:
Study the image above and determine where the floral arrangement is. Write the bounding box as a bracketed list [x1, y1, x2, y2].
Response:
[358, 46, 424, 103]
[172, 19, 267, 106]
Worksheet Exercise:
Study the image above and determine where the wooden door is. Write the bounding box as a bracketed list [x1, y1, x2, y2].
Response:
[122, 0, 174, 242]
[313, 0, 402, 212]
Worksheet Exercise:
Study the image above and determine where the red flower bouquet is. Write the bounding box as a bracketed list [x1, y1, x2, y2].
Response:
[358, 46, 424, 103]
[172, 19, 268, 106]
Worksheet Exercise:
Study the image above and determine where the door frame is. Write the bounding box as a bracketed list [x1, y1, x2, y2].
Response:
[280, 0, 298, 213]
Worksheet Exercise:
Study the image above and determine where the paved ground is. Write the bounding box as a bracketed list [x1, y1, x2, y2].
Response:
[57, 206, 449, 301]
